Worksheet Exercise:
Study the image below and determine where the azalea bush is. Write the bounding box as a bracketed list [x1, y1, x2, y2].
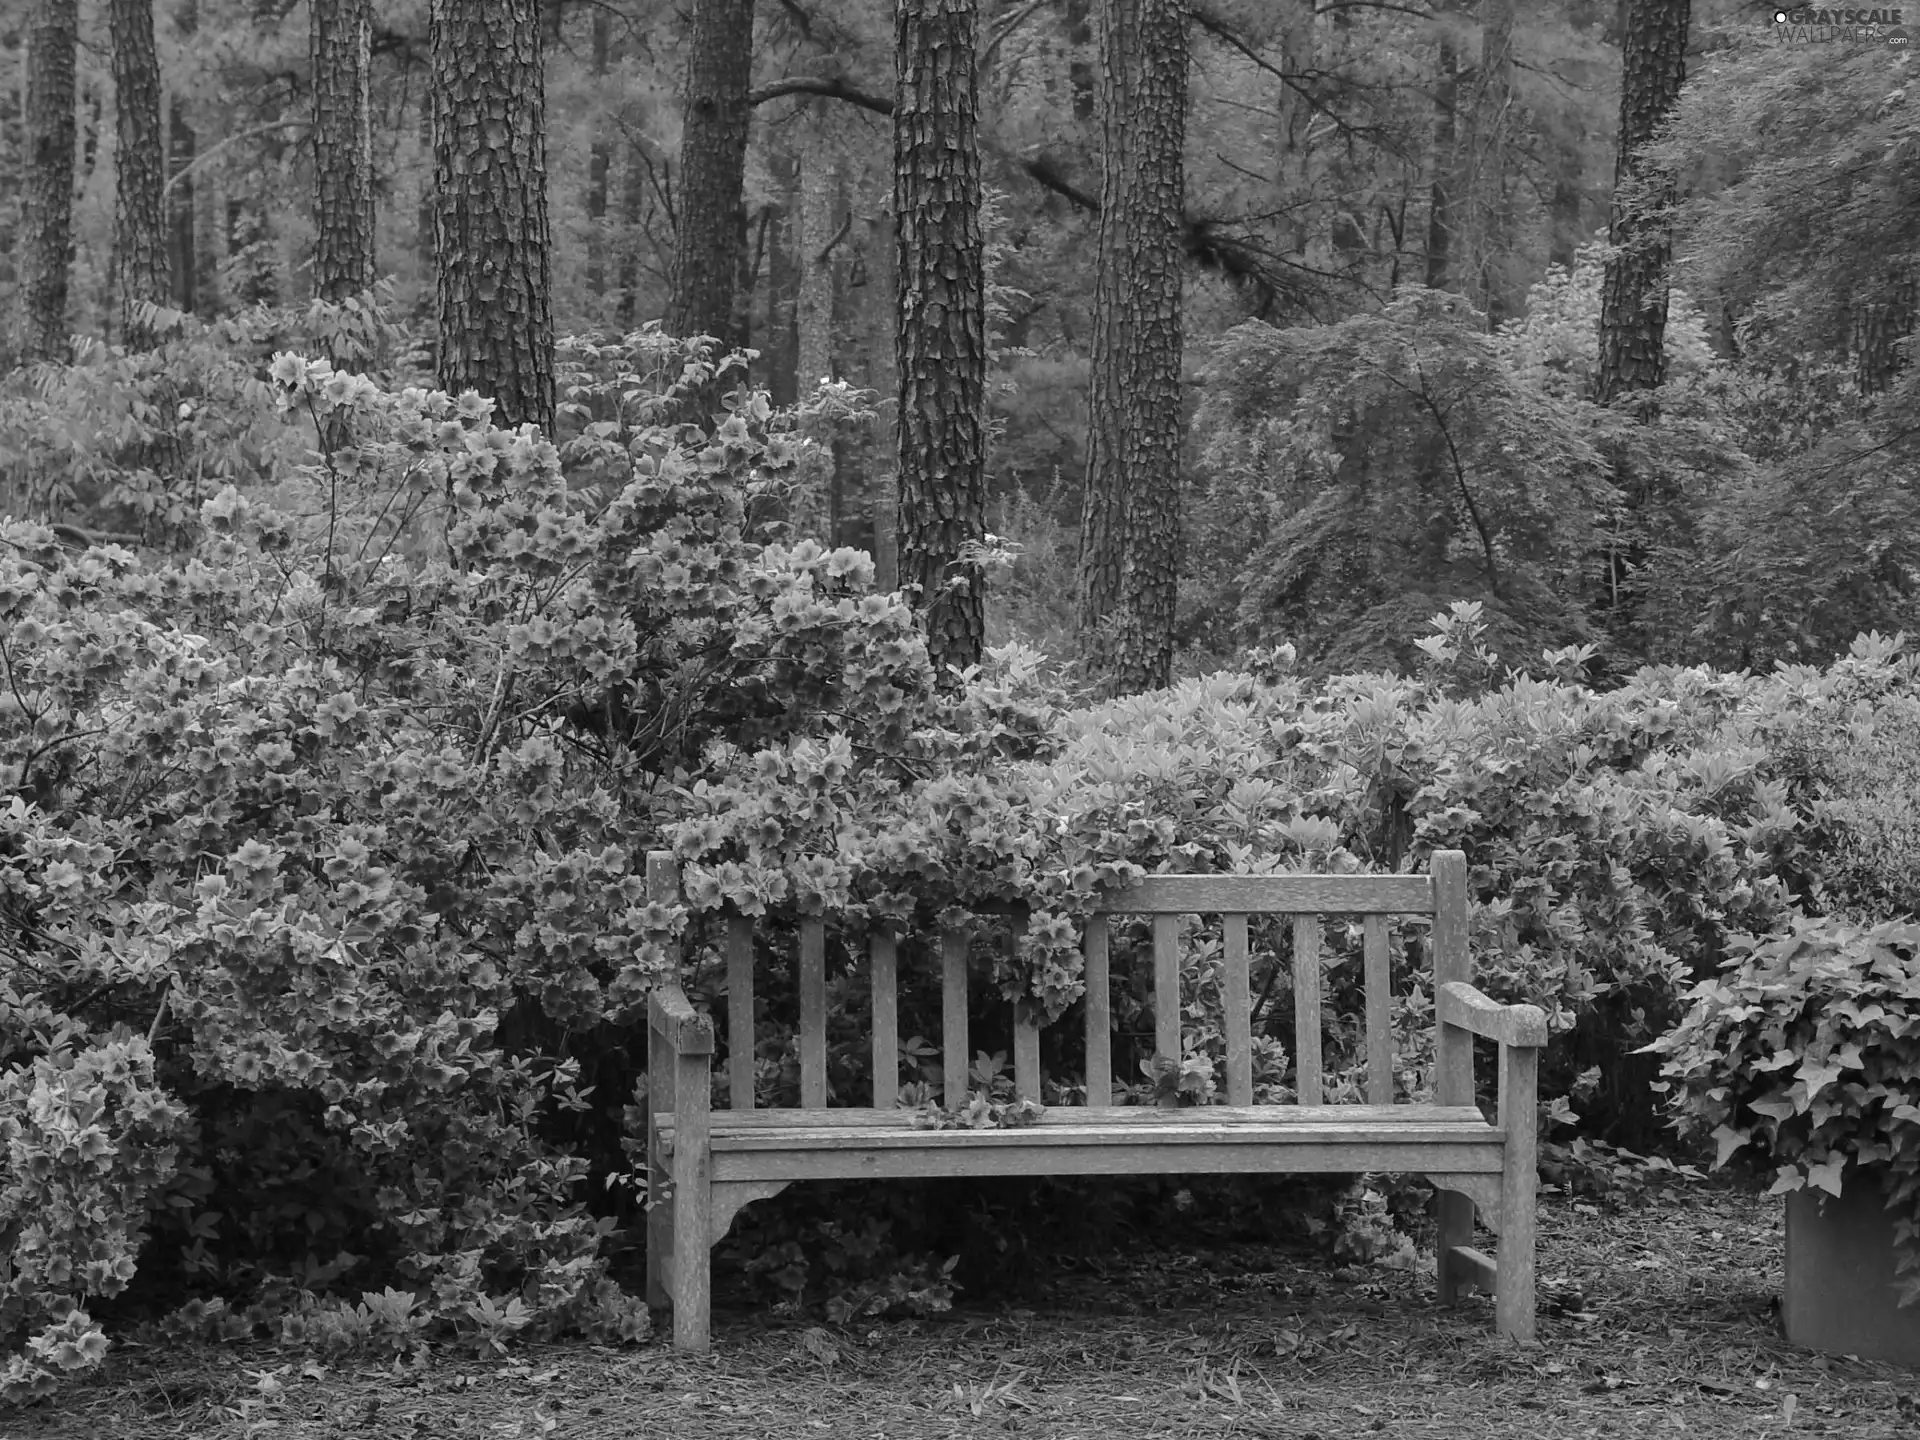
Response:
[0, 333, 951, 1392]
[1646, 914, 1920, 1304]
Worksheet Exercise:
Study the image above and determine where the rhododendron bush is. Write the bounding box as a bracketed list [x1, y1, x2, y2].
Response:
[0, 346, 955, 1395]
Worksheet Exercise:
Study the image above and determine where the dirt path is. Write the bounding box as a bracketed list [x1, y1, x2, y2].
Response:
[7, 1184, 1916, 1439]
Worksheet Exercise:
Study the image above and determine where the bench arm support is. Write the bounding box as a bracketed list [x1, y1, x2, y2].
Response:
[646, 975, 714, 1351]
[1437, 981, 1547, 1048]
[649, 979, 715, 1056]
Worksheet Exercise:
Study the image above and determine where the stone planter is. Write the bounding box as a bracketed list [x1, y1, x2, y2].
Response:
[1784, 1170, 1920, 1367]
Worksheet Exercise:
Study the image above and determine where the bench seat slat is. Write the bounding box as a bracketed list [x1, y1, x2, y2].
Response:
[702, 1137, 1505, 1183]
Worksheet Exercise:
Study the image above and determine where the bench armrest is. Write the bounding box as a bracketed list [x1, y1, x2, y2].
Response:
[1437, 981, 1547, 1048]
[648, 980, 715, 1056]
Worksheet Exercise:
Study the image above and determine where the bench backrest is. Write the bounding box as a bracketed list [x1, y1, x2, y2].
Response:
[647, 850, 1470, 1111]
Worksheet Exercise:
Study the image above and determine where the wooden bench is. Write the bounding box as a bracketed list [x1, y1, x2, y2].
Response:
[644, 848, 1544, 1352]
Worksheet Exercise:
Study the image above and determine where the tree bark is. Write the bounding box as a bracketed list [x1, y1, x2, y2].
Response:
[21, 0, 78, 363]
[1424, 24, 1461, 293]
[895, 0, 989, 684]
[585, 7, 612, 297]
[312, 0, 376, 305]
[429, 0, 556, 433]
[1078, 0, 1188, 695]
[664, 0, 755, 347]
[797, 138, 836, 390]
[765, 142, 800, 406]
[1593, 0, 1689, 407]
[110, 0, 169, 350]
[166, 0, 198, 316]
[617, 139, 647, 328]
[1853, 275, 1916, 396]
[1471, 0, 1516, 324]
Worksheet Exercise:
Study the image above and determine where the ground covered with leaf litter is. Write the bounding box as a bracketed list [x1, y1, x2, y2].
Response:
[7, 1183, 1917, 1439]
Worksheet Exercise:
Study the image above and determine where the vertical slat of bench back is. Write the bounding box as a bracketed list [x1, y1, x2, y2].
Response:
[726, 914, 755, 1111]
[1293, 914, 1323, 1105]
[1221, 913, 1253, 1107]
[798, 918, 827, 1109]
[1363, 913, 1392, 1106]
[1152, 915, 1181, 1106]
[1431, 850, 1472, 1106]
[1151, 916, 1180, 1057]
[1013, 1004, 1041, 1102]
[870, 930, 898, 1110]
[942, 928, 969, 1106]
[1083, 916, 1111, 1108]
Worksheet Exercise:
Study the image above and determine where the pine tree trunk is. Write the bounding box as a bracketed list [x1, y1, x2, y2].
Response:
[869, 197, 900, 593]
[21, 0, 78, 364]
[617, 140, 647, 328]
[167, 97, 196, 313]
[1593, 0, 1689, 407]
[1274, 0, 1316, 263]
[664, 0, 755, 347]
[1471, 0, 1516, 324]
[797, 139, 835, 391]
[429, 0, 555, 433]
[895, 0, 988, 683]
[1066, 0, 1095, 121]
[312, 0, 376, 305]
[110, 0, 168, 350]
[585, 9, 612, 297]
[165, 0, 198, 316]
[1854, 274, 1916, 395]
[1078, 0, 1188, 695]
[1424, 28, 1461, 293]
[765, 142, 800, 407]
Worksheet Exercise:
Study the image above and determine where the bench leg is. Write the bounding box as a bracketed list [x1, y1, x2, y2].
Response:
[1494, 1045, 1538, 1343]
[645, 1172, 671, 1311]
[670, 1132, 712, 1352]
[1436, 1188, 1476, 1306]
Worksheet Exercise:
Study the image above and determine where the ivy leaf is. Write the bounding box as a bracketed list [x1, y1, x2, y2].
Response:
[1805, 1153, 1848, 1199]
[1711, 1124, 1751, 1168]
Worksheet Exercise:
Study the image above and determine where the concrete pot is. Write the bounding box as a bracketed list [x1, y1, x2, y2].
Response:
[1784, 1170, 1920, 1368]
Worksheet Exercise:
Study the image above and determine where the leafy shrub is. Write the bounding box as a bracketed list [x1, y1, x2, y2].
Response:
[1646, 914, 1920, 1303]
[0, 1038, 189, 1400]
[0, 334, 951, 1385]
[1794, 692, 1920, 923]
[1185, 291, 1609, 676]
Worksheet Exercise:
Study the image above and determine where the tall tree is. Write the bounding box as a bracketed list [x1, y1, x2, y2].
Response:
[1424, 18, 1461, 292]
[20, 0, 78, 363]
[166, 0, 198, 315]
[664, 0, 755, 347]
[895, 0, 989, 682]
[1593, 0, 1690, 406]
[429, 0, 556, 432]
[312, 0, 376, 305]
[109, 0, 168, 349]
[585, 8, 613, 297]
[1077, 0, 1188, 694]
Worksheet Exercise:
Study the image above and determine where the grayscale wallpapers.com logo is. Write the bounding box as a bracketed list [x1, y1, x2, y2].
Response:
[1772, 6, 1912, 41]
